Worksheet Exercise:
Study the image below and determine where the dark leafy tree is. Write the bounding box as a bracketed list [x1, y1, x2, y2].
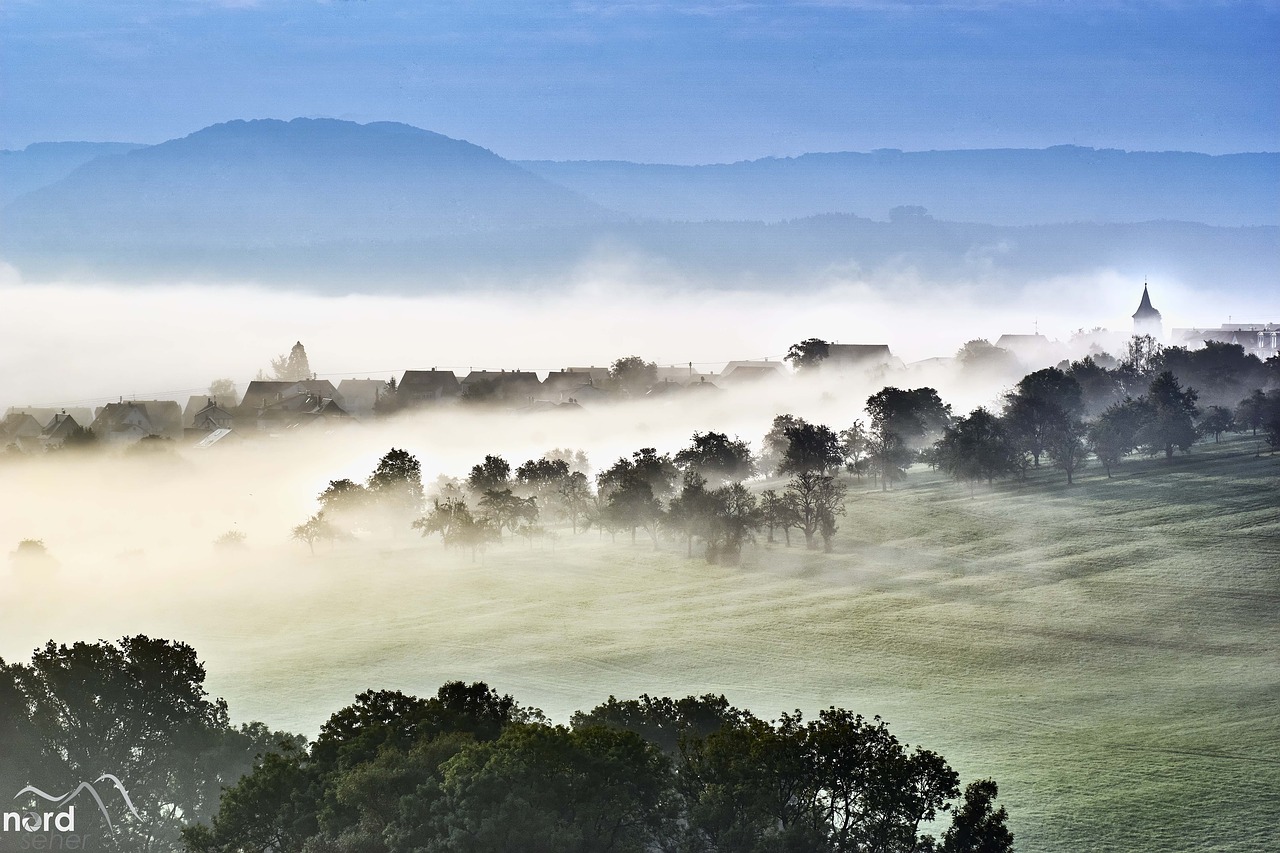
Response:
[598, 448, 678, 502]
[366, 448, 425, 520]
[778, 420, 844, 476]
[609, 355, 658, 396]
[466, 454, 511, 495]
[1157, 341, 1267, 409]
[9, 637, 299, 853]
[840, 420, 870, 479]
[601, 475, 664, 549]
[934, 408, 1018, 495]
[1137, 371, 1200, 460]
[570, 693, 749, 758]
[956, 339, 1019, 378]
[939, 780, 1015, 853]
[865, 387, 952, 489]
[1116, 334, 1162, 394]
[785, 337, 830, 371]
[1002, 367, 1084, 468]
[674, 430, 756, 485]
[424, 723, 678, 853]
[1065, 355, 1124, 417]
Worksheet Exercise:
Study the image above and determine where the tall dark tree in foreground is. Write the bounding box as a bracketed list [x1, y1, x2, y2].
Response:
[5, 637, 299, 853]
[186, 681, 1013, 853]
[1138, 371, 1199, 460]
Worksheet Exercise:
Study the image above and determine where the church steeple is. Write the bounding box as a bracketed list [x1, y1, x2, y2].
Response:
[1132, 281, 1162, 339]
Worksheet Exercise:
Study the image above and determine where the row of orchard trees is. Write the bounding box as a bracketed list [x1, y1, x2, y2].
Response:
[934, 362, 1280, 492]
[291, 430, 852, 562]
[291, 344, 1279, 556]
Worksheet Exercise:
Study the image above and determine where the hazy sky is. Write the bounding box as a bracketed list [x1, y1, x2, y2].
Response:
[2, 1, 1277, 161]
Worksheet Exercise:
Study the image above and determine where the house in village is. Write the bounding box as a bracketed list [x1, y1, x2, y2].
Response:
[240, 379, 345, 410]
[395, 371, 462, 410]
[821, 344, 902, 375]
[994, 334, 1059, 365]
[90, 401, 183, 443]
[459, 370, 542, 405]
[40, 412, 83, 448]
[0, 412, 45, 452]
[236, 386, 351, 433]
[4, 407, 94, 430]
[541, 368, 612, 406]
[1171, 322, 1279, 359]
[719, 360, 788, 385]
[337, 379, 389, 419]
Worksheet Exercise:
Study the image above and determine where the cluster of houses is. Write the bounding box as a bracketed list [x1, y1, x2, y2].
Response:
[0, 347, 907, 451]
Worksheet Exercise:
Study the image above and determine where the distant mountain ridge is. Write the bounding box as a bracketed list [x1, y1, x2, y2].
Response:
[1, 118, 616, 249]
[0, 141, 147, 206]
[519, 147, 1279, 227]
[1, 118, 1275, 295]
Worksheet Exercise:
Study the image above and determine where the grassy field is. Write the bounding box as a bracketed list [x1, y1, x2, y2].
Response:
[4, 435, 1277, 851]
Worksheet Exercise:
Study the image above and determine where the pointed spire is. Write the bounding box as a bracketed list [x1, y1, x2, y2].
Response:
[1133, 281, 1160, 319]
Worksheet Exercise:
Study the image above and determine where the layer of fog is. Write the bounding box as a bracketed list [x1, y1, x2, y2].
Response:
[3, 262, 1272, 411]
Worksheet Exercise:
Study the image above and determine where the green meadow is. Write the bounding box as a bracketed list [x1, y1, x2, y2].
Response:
[6, 435, 1277, 851]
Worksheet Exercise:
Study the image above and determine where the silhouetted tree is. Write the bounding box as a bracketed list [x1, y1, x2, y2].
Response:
[1002, 367, 1084, 468]
[785, 471, 847, 550]
[785, 337, 830, 371]
[840, 420, 870, 479]
[1138, 371, 1199, 460]
[466, 454, 512, 495]
[1088, 399, 1147, 477]
[866, 387, 952, 488]
[778, 420, 844, 476]
[366, 448, 425, 525]
[674, 430, 756, 485]
[702, 483, 764, 564]
[1044, 417, 1090, 484]
[940, 780, 1015, 853]
[934, 408, 1018, 495]
[270, 341, 312, 381]
[477, 488, 539, 537]
[760, 488, 799, 546]
[609, 355, 658, 396]
[1065, 355, 1124, 417]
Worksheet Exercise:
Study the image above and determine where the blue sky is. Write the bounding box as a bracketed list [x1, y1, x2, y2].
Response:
[2, 1, 1276, 161]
